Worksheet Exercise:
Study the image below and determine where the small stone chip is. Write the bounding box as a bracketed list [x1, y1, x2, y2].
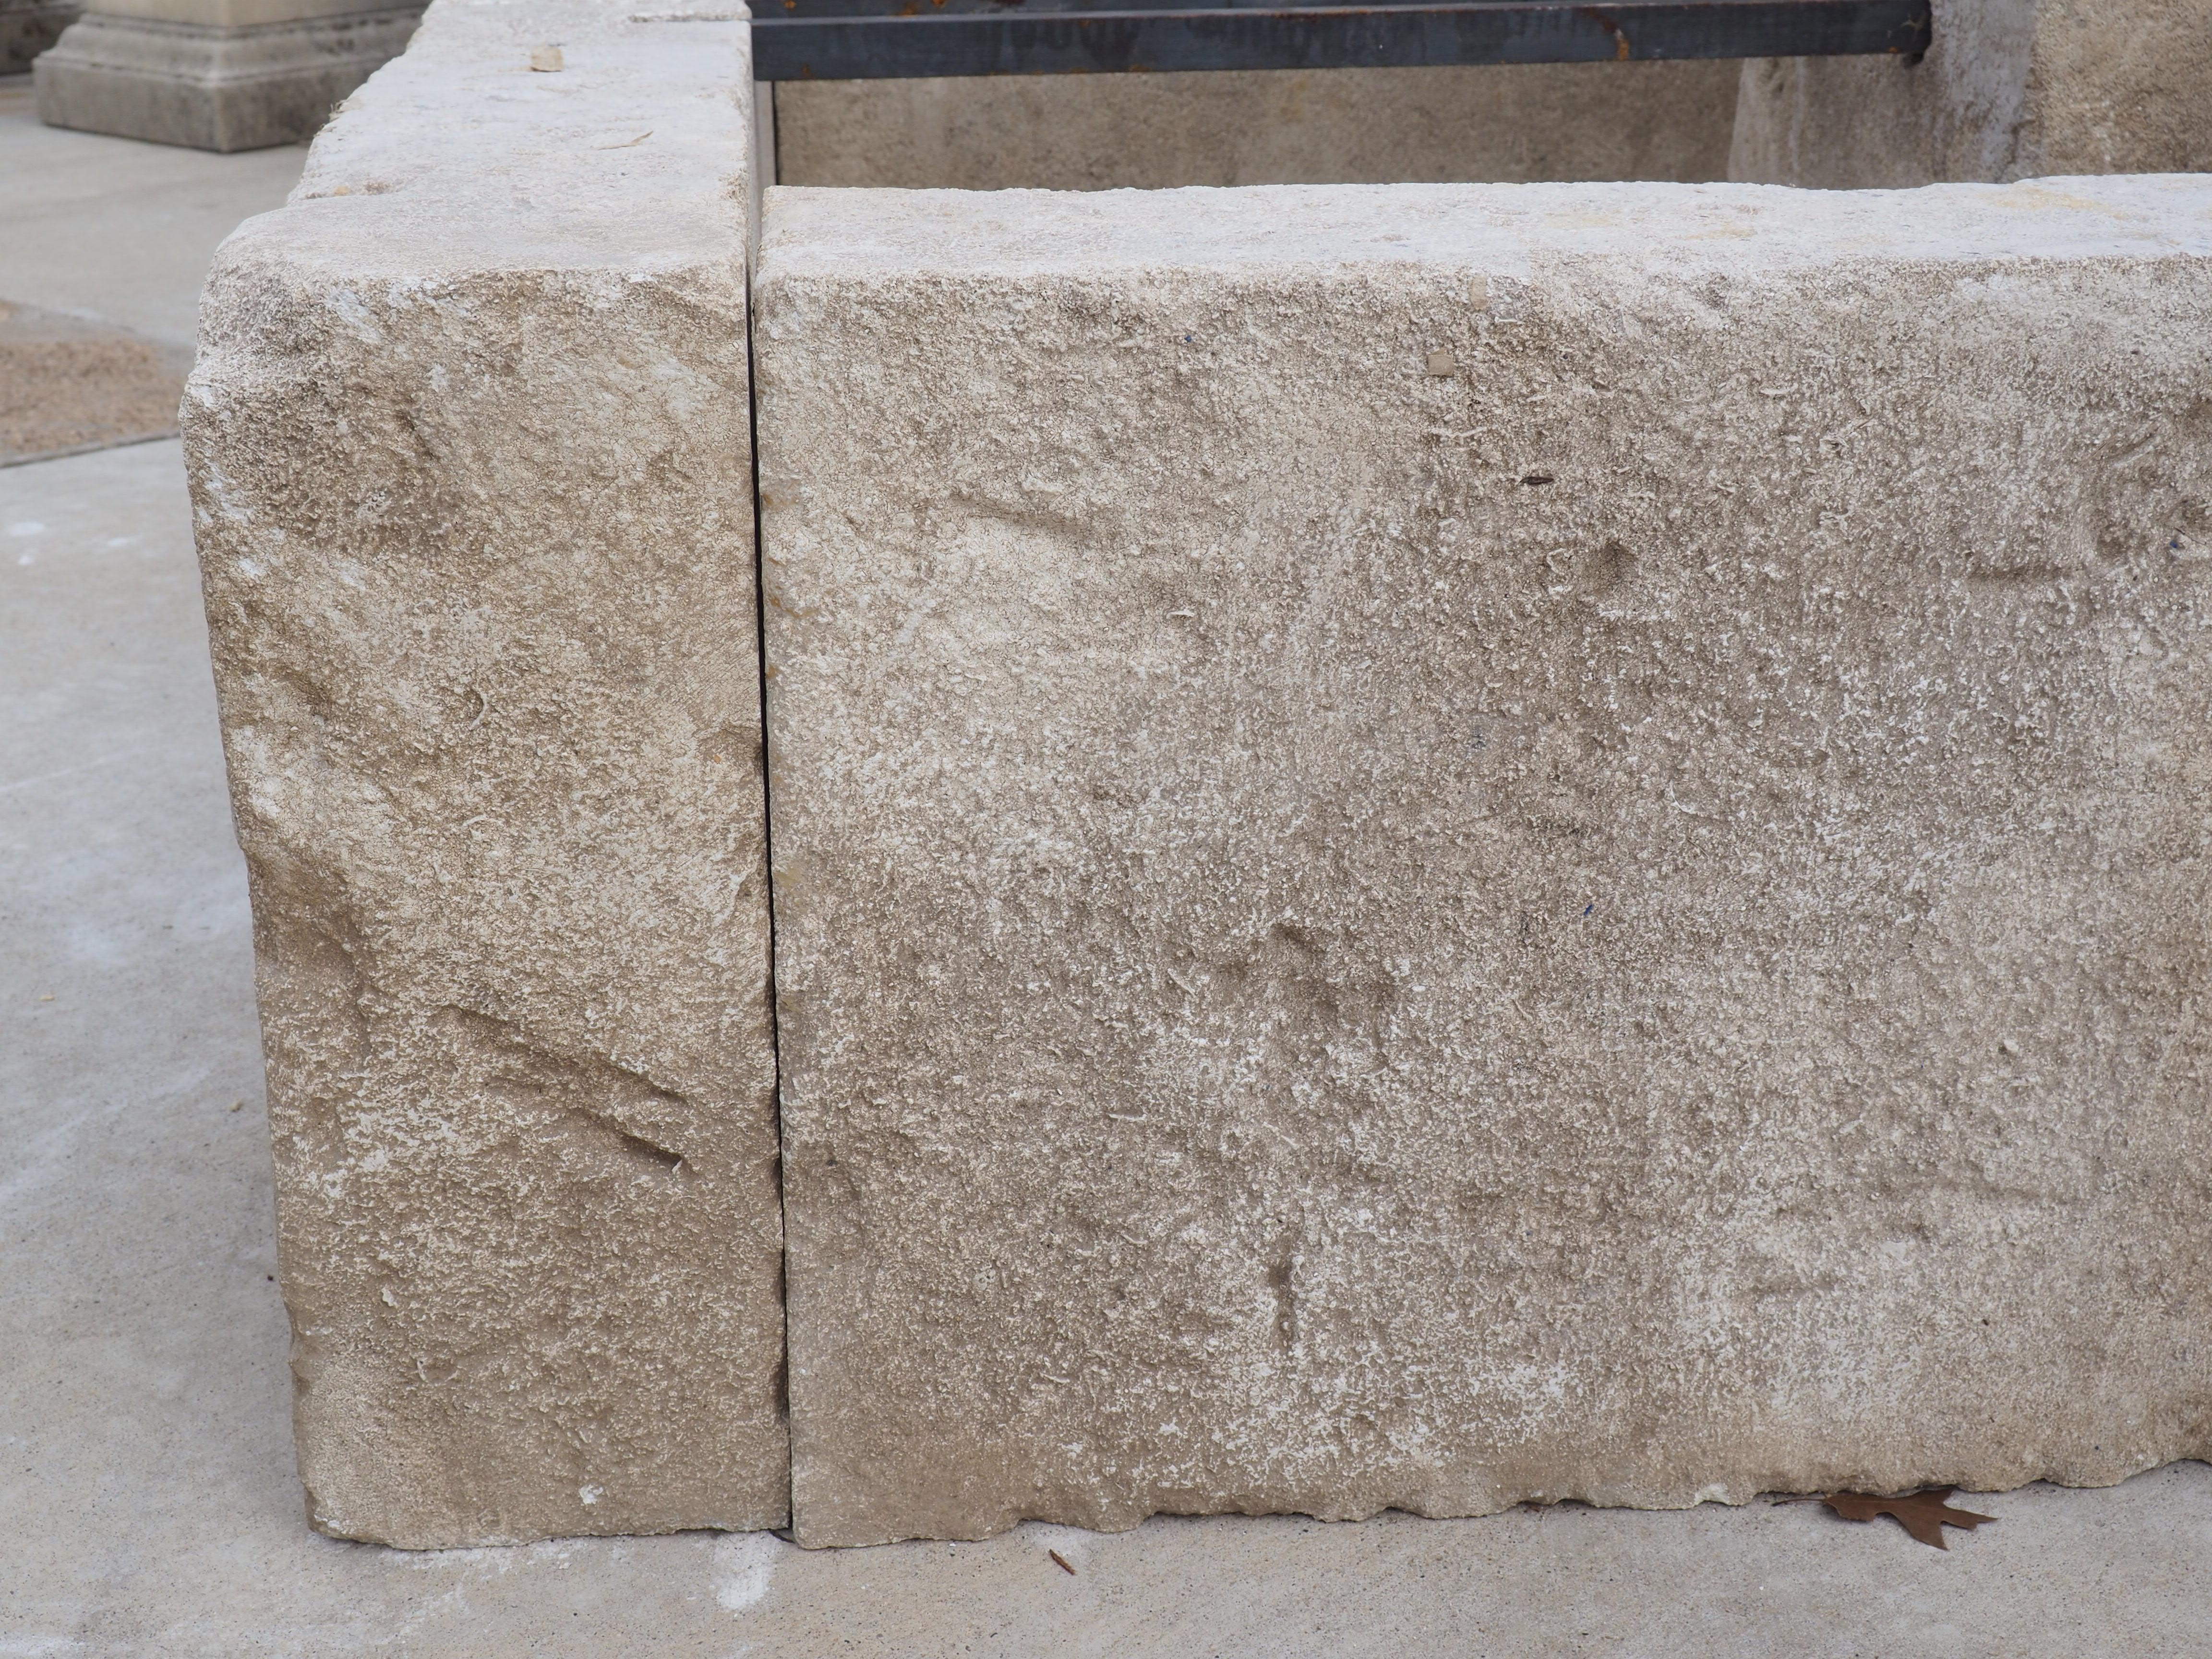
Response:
[1468, 273, 1490, 308]
[529, 45, 564, 72]
[1425, 349, 1457, 377]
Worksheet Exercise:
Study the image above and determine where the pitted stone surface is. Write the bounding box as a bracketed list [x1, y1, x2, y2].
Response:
[183, 0, 781, 1548]
[757, 176, 2212, 1547]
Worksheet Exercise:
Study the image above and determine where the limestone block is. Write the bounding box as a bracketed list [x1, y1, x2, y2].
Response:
[34, 0, 421, 152]
[1730, 0, 2212, 185]
[775, 60, 1741, 191]
[0, 0, 80, 74]
[183, 0, 781, 1548]
[757, 176, 2212, 1547]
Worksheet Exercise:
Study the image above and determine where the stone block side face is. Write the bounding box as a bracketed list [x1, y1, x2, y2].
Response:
[1729, 0, 2037, 187]
[774, 60, 1740, 191]
[1730, 0, 2212, 185]
[184, 0, 782, 1548]
[758, 179, 2212, 1548]
[2020, 0, 2212, 175]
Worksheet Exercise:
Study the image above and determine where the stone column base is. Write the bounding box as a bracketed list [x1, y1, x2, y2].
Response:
[32, 4, 420, 152]
[1, 0, 81, 75]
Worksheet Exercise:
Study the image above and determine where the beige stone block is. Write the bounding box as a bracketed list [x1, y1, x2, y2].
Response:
[773, 60, 1741, 191]
[757, 176, 2212, 1547]
[2021, 0, 2212, 174]
[183, 0, 783, 1548]
[1730, 0, 2212, 185]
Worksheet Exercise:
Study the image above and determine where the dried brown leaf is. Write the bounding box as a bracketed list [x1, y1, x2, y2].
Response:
[1821, 1487, 1996, 1550]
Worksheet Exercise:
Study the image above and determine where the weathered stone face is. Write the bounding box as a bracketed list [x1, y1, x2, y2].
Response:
[774, 60, 1741, 191]
[756, 177, 2212, 1547]
[183, 0, 784, 1548]
[1729, 0, 2212, 186]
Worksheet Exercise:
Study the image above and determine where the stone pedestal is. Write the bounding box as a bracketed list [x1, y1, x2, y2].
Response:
[1, 0, 80, 74]
[34, 0, 420, 152]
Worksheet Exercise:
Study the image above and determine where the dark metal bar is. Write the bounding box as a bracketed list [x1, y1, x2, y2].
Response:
[750, 0, 1930, 80]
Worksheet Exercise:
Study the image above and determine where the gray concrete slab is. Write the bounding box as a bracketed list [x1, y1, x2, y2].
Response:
[2, 68, 2209, 1659]
[0, 72, 303, 347]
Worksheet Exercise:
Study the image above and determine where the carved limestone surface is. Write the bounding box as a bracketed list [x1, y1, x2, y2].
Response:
[757, 176, 2212, 1547]
[183, 0, 782, 1548]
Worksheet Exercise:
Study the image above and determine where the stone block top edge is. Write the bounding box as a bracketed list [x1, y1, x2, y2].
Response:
[756, 175, 2212, 287]
[201, 0, 755, 297]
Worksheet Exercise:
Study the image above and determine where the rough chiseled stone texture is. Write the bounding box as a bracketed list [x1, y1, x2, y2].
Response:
[183, 0, 782, 1548]
[757, 177, 2212, 1547]
[1730, 0, 2212, 186]
[774, 60, 1741, 192]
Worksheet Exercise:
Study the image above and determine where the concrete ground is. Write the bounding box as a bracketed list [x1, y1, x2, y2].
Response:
[3, 69, 2210, 1659]
[0, 76, 305, 347]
